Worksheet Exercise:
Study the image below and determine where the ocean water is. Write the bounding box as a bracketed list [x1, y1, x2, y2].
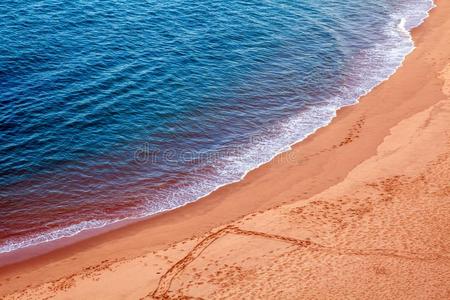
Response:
[0, 0, 434, 254]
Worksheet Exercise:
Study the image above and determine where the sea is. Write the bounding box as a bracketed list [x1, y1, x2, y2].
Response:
[0, 0, 435, 255]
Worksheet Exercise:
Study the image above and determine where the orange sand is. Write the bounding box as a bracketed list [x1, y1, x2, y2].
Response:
[1, 0, 450, 298]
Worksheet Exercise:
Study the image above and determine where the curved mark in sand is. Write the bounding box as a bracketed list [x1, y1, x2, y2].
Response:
[146, 225, 450, 299]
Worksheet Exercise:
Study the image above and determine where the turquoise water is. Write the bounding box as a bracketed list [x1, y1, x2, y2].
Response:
[0, 0, 434, 253]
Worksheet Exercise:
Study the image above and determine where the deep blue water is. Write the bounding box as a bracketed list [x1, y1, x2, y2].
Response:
[0, 0, 433, 253]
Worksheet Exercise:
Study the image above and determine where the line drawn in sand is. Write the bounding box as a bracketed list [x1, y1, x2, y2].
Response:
[145, 225, 450, 299]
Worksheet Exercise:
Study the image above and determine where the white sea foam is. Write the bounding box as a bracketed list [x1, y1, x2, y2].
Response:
[0, 0, 436, 255]
[0, 219, 121, 254]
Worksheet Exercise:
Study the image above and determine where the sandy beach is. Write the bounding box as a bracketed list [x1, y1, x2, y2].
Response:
[1, 0, 450, 298]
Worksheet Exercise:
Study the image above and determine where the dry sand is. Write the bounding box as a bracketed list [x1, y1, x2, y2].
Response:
[1, 0, 450, 299]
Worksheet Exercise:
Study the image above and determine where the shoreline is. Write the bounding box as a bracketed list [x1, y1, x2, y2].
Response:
[0, 1, 434, 261]
[2, 0, 450, 297]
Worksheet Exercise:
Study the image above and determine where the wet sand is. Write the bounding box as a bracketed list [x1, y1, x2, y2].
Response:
[1, 0, 450, 298]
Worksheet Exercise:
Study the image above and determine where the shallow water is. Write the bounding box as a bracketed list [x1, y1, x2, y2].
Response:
[0, 0, 434, 253]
